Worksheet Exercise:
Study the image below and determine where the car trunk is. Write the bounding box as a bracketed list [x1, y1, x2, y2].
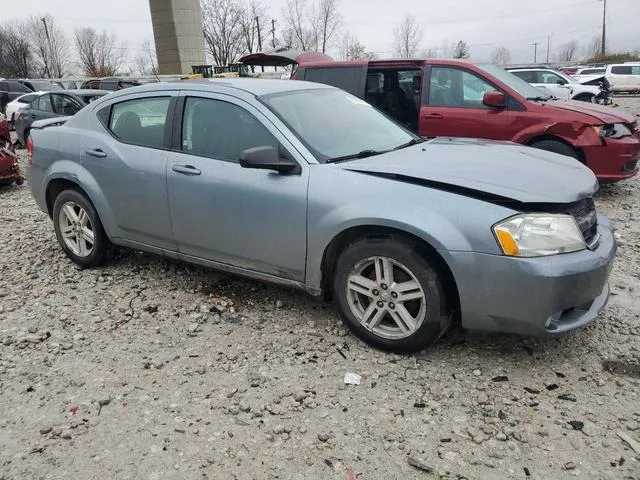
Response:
[238, 48, 334, 77]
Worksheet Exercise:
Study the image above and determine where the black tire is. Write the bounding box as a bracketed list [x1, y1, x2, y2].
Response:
[529, 140, 579, 160]
[52, 189, 112, 268]
[573, 93, 596, 103]
[333, 235, 449, 353]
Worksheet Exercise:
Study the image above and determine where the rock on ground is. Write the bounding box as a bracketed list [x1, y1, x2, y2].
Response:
[0, 97, 639, 479]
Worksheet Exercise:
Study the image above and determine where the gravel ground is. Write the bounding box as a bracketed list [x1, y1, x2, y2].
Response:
[1, 98, 639, 480]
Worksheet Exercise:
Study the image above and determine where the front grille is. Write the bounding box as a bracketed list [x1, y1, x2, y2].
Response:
[563, 198, 598, 248]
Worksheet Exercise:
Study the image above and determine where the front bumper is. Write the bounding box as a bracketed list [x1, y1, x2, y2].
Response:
[439, 216, 616, 336]
[583, 134, 640, 182]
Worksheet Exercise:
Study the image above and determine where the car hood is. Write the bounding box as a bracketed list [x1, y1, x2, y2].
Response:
[542, 99, 635, 124]
[341, 138, 597, 204]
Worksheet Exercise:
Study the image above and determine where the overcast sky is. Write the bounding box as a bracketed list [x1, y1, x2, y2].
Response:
[3, 0, 638, 66]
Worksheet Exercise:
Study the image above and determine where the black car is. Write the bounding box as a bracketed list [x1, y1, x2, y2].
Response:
[14, 91, 86, 145]
[0, 80, 33, 115]
[81, 78, 142, 91]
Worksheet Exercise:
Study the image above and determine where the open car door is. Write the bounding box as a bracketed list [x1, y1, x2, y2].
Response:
[239, 48, 334, 78]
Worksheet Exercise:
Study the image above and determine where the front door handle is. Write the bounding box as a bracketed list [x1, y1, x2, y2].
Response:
[85, 148, 107, 158]
[423, 113, 444, 119]
[172, 164, 201, 176]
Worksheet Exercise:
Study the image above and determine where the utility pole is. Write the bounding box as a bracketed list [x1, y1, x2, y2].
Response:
[41, 17, 53, 78]
[531, 42, 538, 64]
[546, 35, 551, 63]
[271, 19, 277, 71]
[600, 0, 607, 57]
[255, 16, 264, 72]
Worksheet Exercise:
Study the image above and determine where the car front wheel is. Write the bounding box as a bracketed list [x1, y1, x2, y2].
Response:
[333, 235, 449, 353]
[52, 189, 112, 267]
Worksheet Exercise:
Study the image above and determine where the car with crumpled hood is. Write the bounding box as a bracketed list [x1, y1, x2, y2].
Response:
[241, 54, 639, 183]
[26, 79, 616, 353]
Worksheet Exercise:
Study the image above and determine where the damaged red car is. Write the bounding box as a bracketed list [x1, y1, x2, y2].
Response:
[241, 53, 640, 183]
[0, 115, 22, 186]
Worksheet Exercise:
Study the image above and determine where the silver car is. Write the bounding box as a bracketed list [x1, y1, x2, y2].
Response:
[27, 79, 615, 352]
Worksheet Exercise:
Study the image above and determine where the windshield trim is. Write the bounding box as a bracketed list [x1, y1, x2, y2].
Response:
[258, 88, 421, 164]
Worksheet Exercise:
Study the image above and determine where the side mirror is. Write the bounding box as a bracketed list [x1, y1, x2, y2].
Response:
[556, 78, 567, 85]
[239, 146, 298, 173]
[482, 91, 506, 109]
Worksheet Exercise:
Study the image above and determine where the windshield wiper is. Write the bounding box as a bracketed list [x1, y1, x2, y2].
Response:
[526, 96, 552, 102]
[326, 149, 385, 163]
[394, 138, 426, 150]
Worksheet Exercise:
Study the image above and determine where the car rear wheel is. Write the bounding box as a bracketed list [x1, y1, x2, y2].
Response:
[333, 235, 449, 353]
[52, 189, 112, 267]
[529, 140, 579, 161]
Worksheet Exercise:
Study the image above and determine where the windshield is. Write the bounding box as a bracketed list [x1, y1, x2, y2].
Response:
[476, 64, 551, 99]
[31, 81, 63, 91]
[260, 88, 417, 163]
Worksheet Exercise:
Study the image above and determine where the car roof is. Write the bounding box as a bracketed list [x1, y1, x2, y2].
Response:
[105, 78, 333, 97]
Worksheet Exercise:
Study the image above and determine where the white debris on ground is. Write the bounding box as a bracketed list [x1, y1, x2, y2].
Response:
[0, 97, 639, 480]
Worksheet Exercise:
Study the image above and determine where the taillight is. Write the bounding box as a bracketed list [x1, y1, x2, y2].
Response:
[26, 135, 34, 166]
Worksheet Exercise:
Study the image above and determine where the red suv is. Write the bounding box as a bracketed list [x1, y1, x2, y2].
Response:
[241, 54, 639, 183]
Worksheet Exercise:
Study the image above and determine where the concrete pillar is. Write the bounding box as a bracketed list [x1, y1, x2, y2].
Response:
[149, 0, 207, 75]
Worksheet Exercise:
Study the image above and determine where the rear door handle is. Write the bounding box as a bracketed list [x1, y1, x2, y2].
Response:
[423, 113, 444, 119]
[85, 148, 107, 158]
[172, 164, 201, 176]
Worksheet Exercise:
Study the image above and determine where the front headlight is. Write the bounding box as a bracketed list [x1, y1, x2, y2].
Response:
[596, 123, 632, 139]
[493, 214, 586, 257]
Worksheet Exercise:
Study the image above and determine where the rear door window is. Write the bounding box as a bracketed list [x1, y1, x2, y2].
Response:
[611, 66, 632, 75]
[108, 97, 171, 148]
[52, 94, 83, 115]
[34, 94, 54, 112]
[303, 67, 365, 97]
[101, 81, 118, 90]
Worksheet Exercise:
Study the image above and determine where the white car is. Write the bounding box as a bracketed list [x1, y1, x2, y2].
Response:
[5, 92, 42, 128]
[507, 68, 604, 103]
[605, 63, 640, 93]
[572, 67, 606, 83]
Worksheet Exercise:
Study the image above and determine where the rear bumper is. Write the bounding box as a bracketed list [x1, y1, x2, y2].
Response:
[583, 135, 640, 182]
[439, 216, 616, 336]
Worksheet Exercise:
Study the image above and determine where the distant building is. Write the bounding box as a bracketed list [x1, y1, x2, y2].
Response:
[149, 0, 207, 75]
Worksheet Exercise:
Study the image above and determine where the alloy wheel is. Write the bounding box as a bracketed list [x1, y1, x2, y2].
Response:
[58, 201, 95, 257]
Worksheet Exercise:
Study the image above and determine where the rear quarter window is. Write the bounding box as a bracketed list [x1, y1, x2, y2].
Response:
[303, 67, 365, 97]
[611, 66, 632, 75]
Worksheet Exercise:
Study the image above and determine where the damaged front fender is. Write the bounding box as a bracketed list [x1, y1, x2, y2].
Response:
[515, 121, 603, 148]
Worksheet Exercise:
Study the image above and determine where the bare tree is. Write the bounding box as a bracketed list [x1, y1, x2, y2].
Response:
[0, 22, 33, 78]
[452, 40, 470, 59]
[26, 15, 68, 78]
[339, 32, 375, 60]
[316, 0, 341, 53]
[556, 40, 579, 63]
[489, 46, 511, 65]
[284, 0, 314, 50]
[421, 47, 439, 58]
[282, 0, 341, 53]
[202, 0, 245, 65]
[133, 39, 158, 76]
[587, 36, 603, 60]
[238, 0, 268, 55]
[393, 14, 422, 59]
[74, 27, 127, 76]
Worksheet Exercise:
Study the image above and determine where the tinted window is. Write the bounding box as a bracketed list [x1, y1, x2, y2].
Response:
[611, 66, 632, 75]
[429, 67, 497, 108]
[580, 69, 604, 75]
[52, 94, 83, 115]
[0, 82, 7, 91]
[10, 82, 31, 93]
[182, 97, 278, 162]
[512, 71, 537, 83]
[19, 94, 38, 103]
[84, 80, 101, 89]
[101, 81, 118, 90]
[303, 67, 364, 96]
[33, 94, 54, 113]
[109, 97, 170, 148]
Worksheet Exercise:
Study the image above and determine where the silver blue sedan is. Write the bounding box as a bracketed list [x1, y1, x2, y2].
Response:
[26, 79, 615, 352]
